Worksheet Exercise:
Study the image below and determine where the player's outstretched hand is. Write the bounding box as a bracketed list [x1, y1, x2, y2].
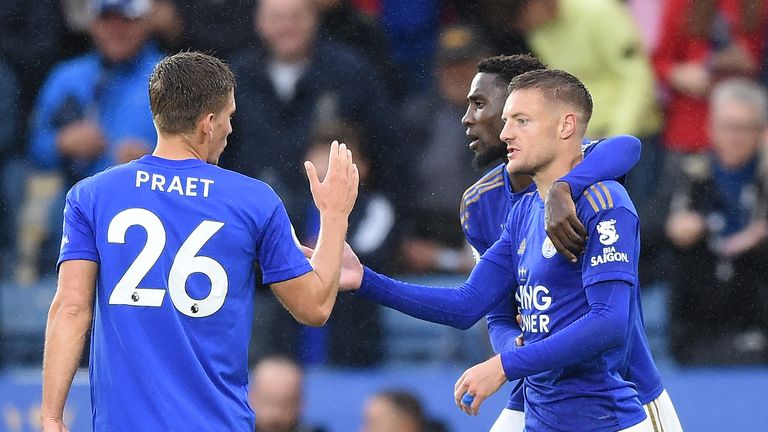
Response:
[453, 355, 507, 416]
[301, 242, 364, 290]
[305, 141, 359, 218]
[545, 181, 587, 263]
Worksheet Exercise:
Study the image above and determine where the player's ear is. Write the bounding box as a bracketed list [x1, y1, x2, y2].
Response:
[199, 113, 215, 141]
[559, 113, 577, 139]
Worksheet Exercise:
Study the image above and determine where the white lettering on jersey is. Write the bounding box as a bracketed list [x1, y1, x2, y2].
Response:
[135, 170, 214, 197]
[590, 246, 629, 267]
[515, 284, 552, 333]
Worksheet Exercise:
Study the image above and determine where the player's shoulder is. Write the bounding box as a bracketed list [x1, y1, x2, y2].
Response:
[582, 135, 641, 156]
[581, 138, 599, 155]
[67, 163, 125, 197]
[461, 163, 506, 205]
[460, 164, 506, 227]
[203, 164, 284, 204]
[508, 190, 538, 220]
[576, 180, 637, 219]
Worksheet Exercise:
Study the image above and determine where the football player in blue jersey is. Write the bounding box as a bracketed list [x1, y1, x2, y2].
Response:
[460, 56, 680, 431]
[41, 52, 359, 432]
[453, 68, 653, 431]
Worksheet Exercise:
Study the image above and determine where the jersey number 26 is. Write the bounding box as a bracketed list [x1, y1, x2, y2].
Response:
[107, 208, 228, 318]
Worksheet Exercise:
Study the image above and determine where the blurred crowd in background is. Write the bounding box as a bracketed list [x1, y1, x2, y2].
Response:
[2, 0, 768, 422]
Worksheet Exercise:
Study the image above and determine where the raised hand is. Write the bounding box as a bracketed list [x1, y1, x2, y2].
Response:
[545, 181, 587, 263]
[304, 141, 359, 219]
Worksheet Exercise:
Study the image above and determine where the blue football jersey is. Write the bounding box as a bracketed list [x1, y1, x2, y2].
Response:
[488, 181, 646, 431]
[461, 140, 663, 412]
[58, 155, 313, 431]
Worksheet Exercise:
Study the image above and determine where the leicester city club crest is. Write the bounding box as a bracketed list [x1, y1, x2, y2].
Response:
[542, 237, 557, 259]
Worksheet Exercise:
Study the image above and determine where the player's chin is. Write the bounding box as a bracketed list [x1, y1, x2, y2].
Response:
[472, 148, 504, 168]
[505, 160, 522, 175]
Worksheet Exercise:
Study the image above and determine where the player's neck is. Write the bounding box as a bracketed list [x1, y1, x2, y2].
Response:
[154, 134, 209, 162]
[509, 173, 533, 193]
[532, 143, 583, 200]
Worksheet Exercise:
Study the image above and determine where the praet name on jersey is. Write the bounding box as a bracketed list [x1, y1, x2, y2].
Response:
[135, 170, 215, 197]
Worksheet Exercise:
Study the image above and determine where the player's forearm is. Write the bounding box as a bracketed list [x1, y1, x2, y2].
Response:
[357, 258, 515, 330]
[558, 135, 641, 200]
[499, 280, 630, 381]
[486, 294, 522, 353]
[41, 297, 92, 421]
[307, 214, 349, 324]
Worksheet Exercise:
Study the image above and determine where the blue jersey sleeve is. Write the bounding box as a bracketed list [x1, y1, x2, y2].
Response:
[486, 295, 521, 354]
[58, 183, 99, 267]
[500, 280, 631, 380]
[559, 135, 641, 200]
[581, 207, 639, 287]
[356, 232, 517, 330]
[484, 218, 523, 350]
[257, 200, 313, 285]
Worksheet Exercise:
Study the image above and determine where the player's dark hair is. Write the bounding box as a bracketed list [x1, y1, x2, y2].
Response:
[375, 390, 426, 429]
[508, 69, 593, 125]
[477, 54, 547, 92]
[149, 51, 236, 134]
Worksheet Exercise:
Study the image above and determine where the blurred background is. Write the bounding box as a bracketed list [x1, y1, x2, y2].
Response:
[2, 0, 768, 430]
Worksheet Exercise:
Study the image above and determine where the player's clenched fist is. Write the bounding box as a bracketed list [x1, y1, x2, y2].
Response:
[453, 354, 507, 416]
[304, 140, 359, 217]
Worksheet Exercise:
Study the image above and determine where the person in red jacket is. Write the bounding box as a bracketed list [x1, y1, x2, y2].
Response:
[652, 0, 767, 155]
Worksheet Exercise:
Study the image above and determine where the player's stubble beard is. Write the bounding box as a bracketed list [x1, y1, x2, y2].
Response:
[472, 139, 507, 168]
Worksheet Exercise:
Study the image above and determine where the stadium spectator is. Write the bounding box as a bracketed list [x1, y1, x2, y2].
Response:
[224, 0, 404, 221]
[399, 26, 486, 275]
[510, 0, 663, 276]
[665, 78, 768, 364]
[312, 0, 403, 100]
[17, 0, 161, 281]
[650, 0, 768, 286]
[249, 356, 327, 432]
[252, 121, 389, 366]
[652, 0, 768, 156]
[19, 0, 161, 280]
[166, 0, 257, 57]
[361, 389, 448, 432]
